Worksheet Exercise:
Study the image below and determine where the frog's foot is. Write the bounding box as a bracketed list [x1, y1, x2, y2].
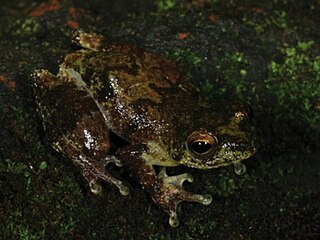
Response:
[79, 156, 129, 196]
[155, 168, 212, 227]
[233, 161, 246, 175]
[100, 155, 123, 167]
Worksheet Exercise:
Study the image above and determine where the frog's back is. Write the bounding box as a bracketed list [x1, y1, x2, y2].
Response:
[61, 45, 195, 141]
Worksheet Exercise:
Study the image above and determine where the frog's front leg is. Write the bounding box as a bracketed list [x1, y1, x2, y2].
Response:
[156, 167, 212, 227]
[119, 144, 212, 227]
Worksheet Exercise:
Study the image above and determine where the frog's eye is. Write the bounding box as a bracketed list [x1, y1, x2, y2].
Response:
[186, 130, 218, 158]
[191, 141, 213, 154]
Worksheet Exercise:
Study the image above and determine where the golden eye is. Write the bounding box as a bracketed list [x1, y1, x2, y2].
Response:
[187, 130, 218, 158]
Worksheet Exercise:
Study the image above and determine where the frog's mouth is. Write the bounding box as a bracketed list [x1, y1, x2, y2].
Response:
[182, 141, 256, 169]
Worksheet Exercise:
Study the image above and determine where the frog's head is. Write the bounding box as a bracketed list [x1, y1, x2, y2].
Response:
[178, 101, 256, 169]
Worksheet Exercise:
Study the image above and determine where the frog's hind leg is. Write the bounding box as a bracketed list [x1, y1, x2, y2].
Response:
[54, 137, 129, 196]
[32, 69, 63, 91]
[76, 155, 130, 196]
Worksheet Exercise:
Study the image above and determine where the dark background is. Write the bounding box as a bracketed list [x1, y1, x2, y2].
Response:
[0, 0, 319, 239]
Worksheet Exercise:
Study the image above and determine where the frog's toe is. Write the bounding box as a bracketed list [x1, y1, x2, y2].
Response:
[185, 192, 213, 205]
[161, 190, 212, 227]
[161, 173, 194, 186]
[166, 196, 211, 226]
[98, 172, 130, 196]
[89, 180, 102, 195]
[169, 212, 179, 228]
[116, 181, 130, 196]
[82, 169, 101, 194]
[158, 167, 193, 186]
[79, 157, 129, 196]
[233, 161, 247, 175]
[201, 194, 213, 205]
[100, 155, 123, 167]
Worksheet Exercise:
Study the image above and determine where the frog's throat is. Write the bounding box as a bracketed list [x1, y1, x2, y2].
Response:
[141, 141, 180, 167]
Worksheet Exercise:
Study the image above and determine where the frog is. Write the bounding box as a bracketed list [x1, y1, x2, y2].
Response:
[32, 30, 256, 227]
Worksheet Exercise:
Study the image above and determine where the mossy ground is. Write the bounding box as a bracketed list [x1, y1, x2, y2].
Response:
[0, 1, 319, 239]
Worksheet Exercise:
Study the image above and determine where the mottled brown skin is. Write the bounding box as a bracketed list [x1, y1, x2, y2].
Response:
[33, 68, 129, 195]
[32, 30, 256, 227]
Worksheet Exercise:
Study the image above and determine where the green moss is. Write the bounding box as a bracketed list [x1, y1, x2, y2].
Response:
[39, 161, 48, 170]
[167, 48, 202, 82]
[212, 51, 254, 100]
[5, 158, 30, 177]
[1, 1, 319, 239]
[203, 168, 242, 197]
[9, 18, 40, 38]
[2, 155, 82, 238]
[242, 9, 289, 33]
[270, 10, 288, 29]
[266, 41, 320, 130]
[185, 217, 218, 234]
[2, 209, 45, 240]
[156, 0, 176, 13]
[168, 48, 202, 67]
[1, 102, 84, 239]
